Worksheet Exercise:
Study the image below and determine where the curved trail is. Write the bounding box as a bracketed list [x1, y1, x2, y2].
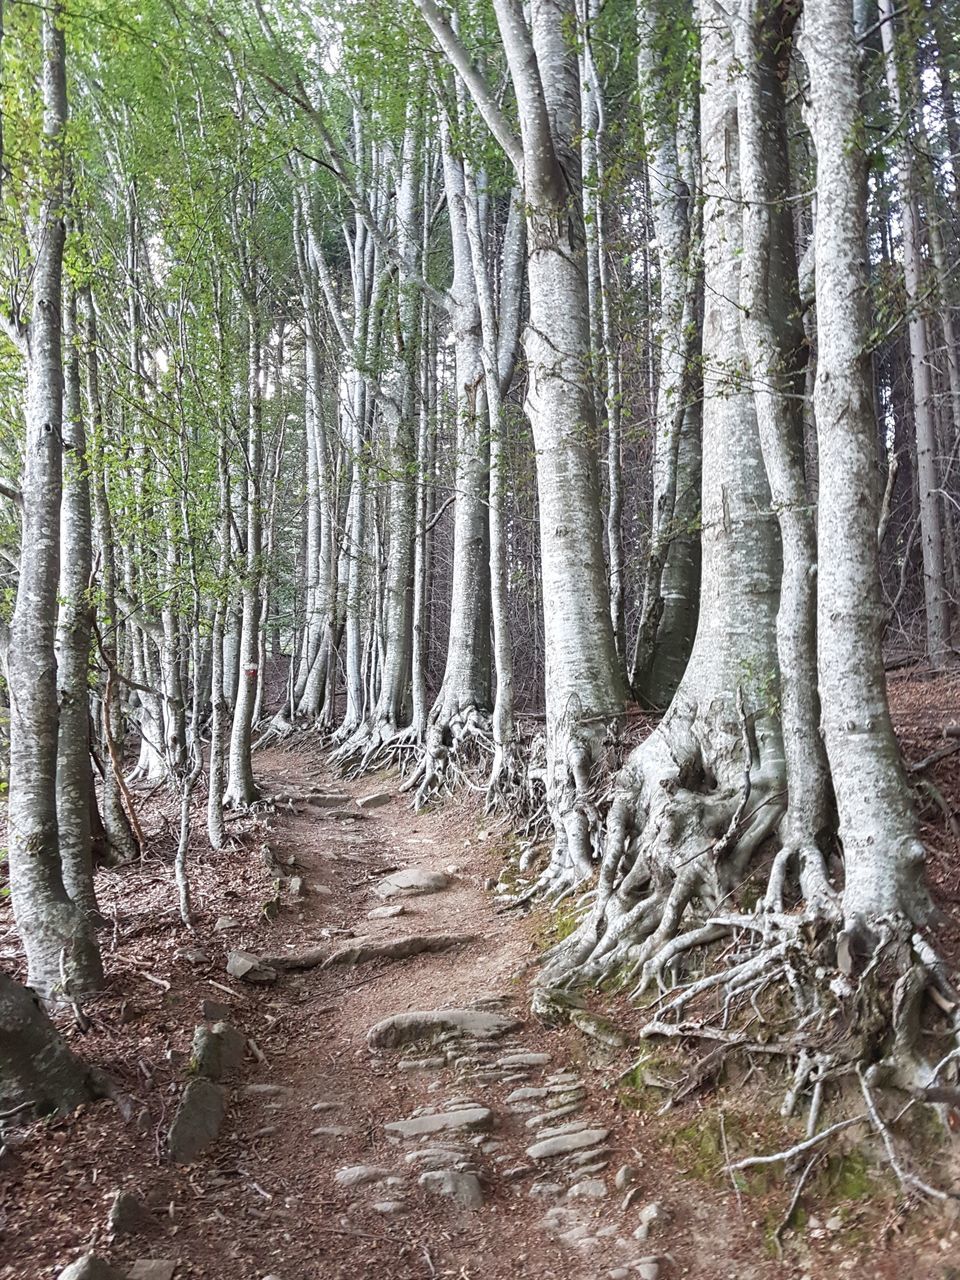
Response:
[205, 743, 774, 1280]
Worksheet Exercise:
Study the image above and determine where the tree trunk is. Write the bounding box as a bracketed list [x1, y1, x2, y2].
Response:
[56, 286, 100, 923]
[802, 0, 929, 934]
[7, 7, 102, 998]
[542, 0, 785, 986]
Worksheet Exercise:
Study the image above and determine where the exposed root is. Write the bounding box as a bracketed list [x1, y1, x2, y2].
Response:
[398, 705, 492, 810]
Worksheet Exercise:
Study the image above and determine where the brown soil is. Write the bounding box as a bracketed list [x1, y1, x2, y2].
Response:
[3, 689, 960, 1280]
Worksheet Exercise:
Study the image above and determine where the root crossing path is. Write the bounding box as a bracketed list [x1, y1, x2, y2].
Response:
[152, 743, 780, 1280]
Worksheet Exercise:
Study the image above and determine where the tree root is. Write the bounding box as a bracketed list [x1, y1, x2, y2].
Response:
[398, 705, 492, 810]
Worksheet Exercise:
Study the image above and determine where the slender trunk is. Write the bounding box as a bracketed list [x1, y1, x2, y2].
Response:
[224, 314, 262, 806]
[802, 0, 928, 929]
[56, 286, 100, 922]
[735, 0, 832, 908]
[83, 291, 138, 863]
[879, 0, 953, 665]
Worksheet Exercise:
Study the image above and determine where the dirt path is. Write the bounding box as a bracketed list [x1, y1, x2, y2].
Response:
[197, 743, 770, 1280]
[5, 737, 958, 1280]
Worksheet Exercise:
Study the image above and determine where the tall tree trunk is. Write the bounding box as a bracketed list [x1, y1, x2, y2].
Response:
[734, 0, 832, 909]
[495, 0, 626, 886]
[7, 7, 102, 997]
[802, 0, 929, 935]
[84, 290, 138, 863]
[56, 286, 100, 922]
[224, 313, 263, 806]
[631, 0, 702, 707]
[542, 0, 785, 988]
[879, 0, 953, 666]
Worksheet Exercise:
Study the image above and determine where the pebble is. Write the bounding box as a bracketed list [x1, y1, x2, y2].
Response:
[357, 792, 392, 809]
[127, 1265, 177, 1280]
[107, 1190, 153, 1236]
[634, 1202, 662, 1241]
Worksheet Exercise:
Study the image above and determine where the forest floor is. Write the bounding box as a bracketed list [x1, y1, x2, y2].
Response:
[6, 676, 960, 1279]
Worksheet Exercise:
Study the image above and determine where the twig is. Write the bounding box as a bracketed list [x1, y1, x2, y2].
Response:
[724, 1115, 866, 1171]
[719, 1110, 744, 1217]
[773, 1152, 822, 1257]
[857, 1067, 952, 1201]
[0, 1099, 36, 1121]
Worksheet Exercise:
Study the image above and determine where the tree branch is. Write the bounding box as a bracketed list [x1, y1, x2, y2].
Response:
[413, 0, 524, 173]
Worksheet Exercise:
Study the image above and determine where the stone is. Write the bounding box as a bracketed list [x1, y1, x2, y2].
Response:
[403, 1147, 467, 1169]
[107, 1190, 153, 1236]
[569, 1008, 631, 1048]
[483, 877, 497, 891]
[367, 903, 407, 919]
[178, 948, 210, 966]
[506, 1086, 549, 1104]
[167, 1080, 226, 1163]
[397, 1056, 446, 1071]
[225, 950, 277, 983]
[567, 1178, 607, 1200]
[532, 1119, 589, 1139]
[357, 792, 392, 809]
[636, 1264, 659, 1280]
[526, 1128, 609, 1161]
[529, 1182, 563, 1198]
[498, 1052, 551, 1068]
[633, 1202, 662, 1242]
[311, 1126, 352, 1139]
[57, 1257, 123, 1280]
[241, 1083, 290, 1098]
[418, 1168, 483, 1210]
[372, 868, 450, 899]
[444, 864, 460, 876]
[614, 1164, 637, 1191]
[214, 916, 241, 931]
[525, 1106, 584, 1130]
[385, 1107, 493, 1139]
[334, 1165, 394, 1187]
[287, 876, 305, 897]
[190, 1021, 246, 1081]
[201, 999, 230, 1022]
[127, 1264, 177, 1280]
[368, 1007, 521, 1050]
[371, 1200, 406, 1214]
